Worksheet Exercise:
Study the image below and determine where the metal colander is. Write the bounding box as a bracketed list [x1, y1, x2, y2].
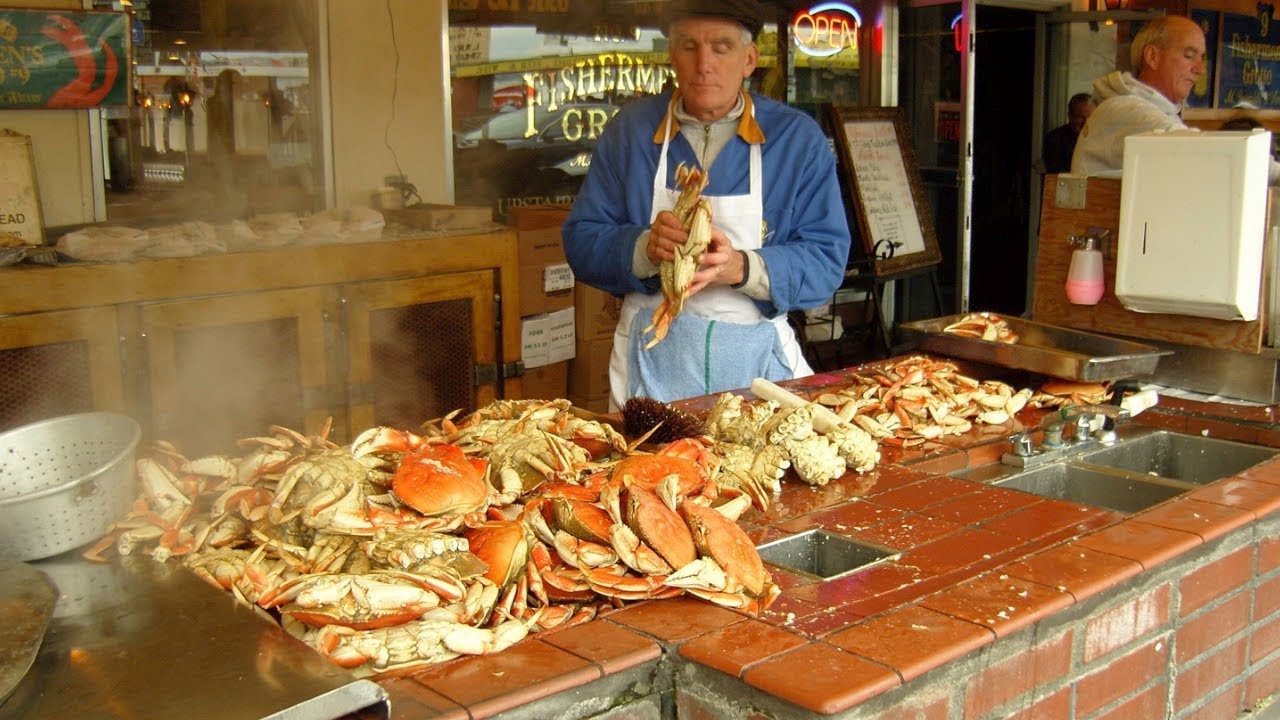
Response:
[0, 412, 141, 561]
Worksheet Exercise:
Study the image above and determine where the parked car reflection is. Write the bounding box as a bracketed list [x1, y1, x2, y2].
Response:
[453, 102, 617, 149]
[453, 102, 616, 208]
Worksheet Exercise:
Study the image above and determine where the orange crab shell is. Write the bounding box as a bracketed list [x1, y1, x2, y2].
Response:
[551, 497, 614, 545]
[679, 499, 767, 597]
[610, 453, 707, 497]
[465, 520, 529, 588]
[624, 484, 697, 570]
[391, 443, 489, 517]
[286, 604, 433, 631]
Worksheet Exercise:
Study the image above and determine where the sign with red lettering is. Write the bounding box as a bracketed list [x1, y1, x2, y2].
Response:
[934, 101, 960, 144]
[792, 2, 861, 58]
[0, 10, 129, 109]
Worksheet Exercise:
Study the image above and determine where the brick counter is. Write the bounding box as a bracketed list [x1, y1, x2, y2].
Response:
[373, 367, 1280, 720]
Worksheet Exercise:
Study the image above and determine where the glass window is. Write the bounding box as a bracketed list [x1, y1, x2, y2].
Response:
[447, 9, 780, 219]
[106, 0, 321, 226]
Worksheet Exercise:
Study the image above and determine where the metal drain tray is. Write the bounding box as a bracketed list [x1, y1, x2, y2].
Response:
[899, 314, 1169, 382]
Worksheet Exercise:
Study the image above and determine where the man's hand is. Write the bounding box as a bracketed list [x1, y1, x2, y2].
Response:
[646, 210, 688, 264]
[688, 232, 745, 295]
[648, 214, 747, 294]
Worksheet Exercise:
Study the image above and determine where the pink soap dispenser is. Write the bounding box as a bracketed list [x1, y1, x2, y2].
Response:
[1065, 233, 1105, 305]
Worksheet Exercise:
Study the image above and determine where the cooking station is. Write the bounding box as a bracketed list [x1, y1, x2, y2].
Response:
[2, 353, 1278, 719]
[1, 185, 1278, 717]
[0, 554, 388, 720]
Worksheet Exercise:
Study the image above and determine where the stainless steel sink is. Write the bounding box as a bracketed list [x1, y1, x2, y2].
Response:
[986, 462, 1190, 514]
[756, 529, 895, 580]
[953, 428, 1278, 514]
[1074, 430, 1279, 485]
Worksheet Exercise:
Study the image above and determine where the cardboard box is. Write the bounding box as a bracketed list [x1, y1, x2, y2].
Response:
[521, 360, 568, 400]
[385, 204, 495, 231]
[518, 227, 574, 315]
[507, 203, 572, 231]
[575, 282, 623, 341]
[0, 130, 44, 245]
[547, 307, 576, 363]
[521, 314, 551, 368]
[569, 335, 613, 399]
[521, 307, 576, 369]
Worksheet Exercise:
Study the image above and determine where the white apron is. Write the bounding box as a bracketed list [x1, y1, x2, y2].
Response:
[607, 105, 810, 411]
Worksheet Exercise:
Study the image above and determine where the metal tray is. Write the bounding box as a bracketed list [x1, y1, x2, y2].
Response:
[898, 314, 1170, 382]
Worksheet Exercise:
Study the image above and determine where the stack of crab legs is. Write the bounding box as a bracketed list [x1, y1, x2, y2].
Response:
[84, 361, 1109, 678]
[86, 399, 781, 677]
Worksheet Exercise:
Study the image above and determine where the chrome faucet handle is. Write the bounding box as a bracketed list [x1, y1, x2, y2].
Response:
[1042, 421, 1066, 449]
[1012, 432, 1035, 457]
[1072, 414, 1093, 443]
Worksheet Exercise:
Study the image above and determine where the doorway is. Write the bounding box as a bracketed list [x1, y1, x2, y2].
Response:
[899, 2, 1041, 320]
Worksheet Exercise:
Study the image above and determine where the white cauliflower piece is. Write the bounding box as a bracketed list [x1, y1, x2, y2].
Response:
[825, 424, 880, 474]
[762, 405, 816, 445]
[781, 434, 846, 486]
[714, 441, 790, 494]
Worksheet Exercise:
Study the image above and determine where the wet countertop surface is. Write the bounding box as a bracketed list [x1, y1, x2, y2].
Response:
[8, 360, 1279, 720]
[373, 365, 1280, 718]
[0, 555, 388, 720]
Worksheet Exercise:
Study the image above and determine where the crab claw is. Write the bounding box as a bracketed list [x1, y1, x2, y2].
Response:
[351, 426, 428, 458]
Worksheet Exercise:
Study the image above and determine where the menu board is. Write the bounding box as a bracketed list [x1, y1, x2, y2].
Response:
[842, 118, 927, 258]
[828, 106, 941, 278]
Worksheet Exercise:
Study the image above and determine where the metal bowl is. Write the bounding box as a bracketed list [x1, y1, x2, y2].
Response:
[0, 412, 141, 561]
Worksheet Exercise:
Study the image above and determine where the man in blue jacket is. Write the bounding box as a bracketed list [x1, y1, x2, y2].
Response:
[562, 0, 850, 409]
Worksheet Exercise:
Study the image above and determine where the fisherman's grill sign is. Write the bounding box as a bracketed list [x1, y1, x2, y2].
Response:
[0, 10, 129, 109]
[792, 2, 861, 57]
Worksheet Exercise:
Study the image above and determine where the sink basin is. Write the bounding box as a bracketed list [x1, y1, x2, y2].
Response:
[1074, 430, 1279, 485]
[989, 462, 1190, 514]
[756, 529, 894, 580]
[953, 428, 1278, 514]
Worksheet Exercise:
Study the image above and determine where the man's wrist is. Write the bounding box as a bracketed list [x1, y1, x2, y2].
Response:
[730, 249, 750, 289]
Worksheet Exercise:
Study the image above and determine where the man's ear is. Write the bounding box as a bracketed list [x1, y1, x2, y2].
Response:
[1141, 43, 1161, 73]
[743, 44, 759, 78]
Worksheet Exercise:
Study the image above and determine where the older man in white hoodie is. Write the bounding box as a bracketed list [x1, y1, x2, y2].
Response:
[1073, 16, 1280, 184]
[1071, 15, 1206, 176]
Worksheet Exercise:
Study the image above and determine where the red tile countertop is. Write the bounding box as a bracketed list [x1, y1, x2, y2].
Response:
[377, 358, 1280, 718]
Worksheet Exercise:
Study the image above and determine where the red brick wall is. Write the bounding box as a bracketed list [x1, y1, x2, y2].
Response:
[676, 516, 1279, 720]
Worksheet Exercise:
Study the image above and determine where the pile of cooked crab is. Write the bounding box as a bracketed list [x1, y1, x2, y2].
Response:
[86, 360, 1107, 677]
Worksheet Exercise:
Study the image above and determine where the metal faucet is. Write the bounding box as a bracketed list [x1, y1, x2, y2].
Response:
[1003, 382, 1157, 467]
[1007, 402, 1131, 465]
[1050, 404, 1129, 446]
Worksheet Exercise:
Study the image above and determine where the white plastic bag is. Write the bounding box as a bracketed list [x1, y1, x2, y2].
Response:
[55, 226, 150, 262]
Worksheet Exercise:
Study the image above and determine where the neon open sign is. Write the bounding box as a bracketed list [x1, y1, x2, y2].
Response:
[792, 1, 862, 57]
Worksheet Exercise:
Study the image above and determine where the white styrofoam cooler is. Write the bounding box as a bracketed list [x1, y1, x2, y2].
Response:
[1116, 129, 1270, 321]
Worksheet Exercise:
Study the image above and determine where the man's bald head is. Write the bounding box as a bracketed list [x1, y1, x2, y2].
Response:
[1130, 16, 1207, 104]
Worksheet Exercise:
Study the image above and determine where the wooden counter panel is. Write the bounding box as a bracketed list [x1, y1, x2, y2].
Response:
[0, 228, 518, 316]
[1033, 176, 1266, 353]
[0, 227, 526, 438]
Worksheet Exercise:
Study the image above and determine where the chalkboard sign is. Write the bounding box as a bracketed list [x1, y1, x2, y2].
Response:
[828, 106, 941, 278]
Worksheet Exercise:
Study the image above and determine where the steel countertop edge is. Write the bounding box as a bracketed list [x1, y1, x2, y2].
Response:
[0, 551, 387, 720]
